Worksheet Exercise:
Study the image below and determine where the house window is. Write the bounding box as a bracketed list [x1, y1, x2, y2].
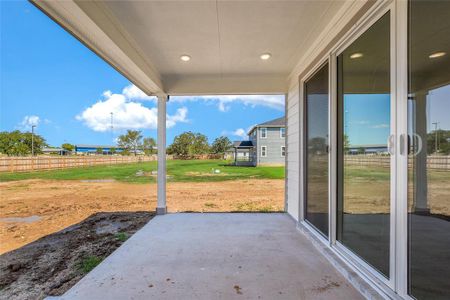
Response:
[280, 128, 286, 138]
[261, 146, 267, 157]
[260, 128, 267, 138]
[281, 146, 286, 157]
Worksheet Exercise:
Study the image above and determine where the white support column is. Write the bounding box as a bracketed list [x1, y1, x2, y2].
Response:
[157, 94, 168, 215]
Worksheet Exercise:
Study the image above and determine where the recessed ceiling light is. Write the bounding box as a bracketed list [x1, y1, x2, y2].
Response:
[180, 55, 191, 62]
[260, 53, 271, 60]
[429, 51, 446, 59]
[350, 52, 364, 59]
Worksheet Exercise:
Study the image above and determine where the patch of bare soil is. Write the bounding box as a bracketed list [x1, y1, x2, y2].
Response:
[0, 179, 284, 254]
[0, 211, 154, 300]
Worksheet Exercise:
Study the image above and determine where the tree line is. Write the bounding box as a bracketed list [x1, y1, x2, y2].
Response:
[167, 132, 232, 158]
[2, 128, 449, 157]
[0, 130, 47, 156]
[0, 129, 233, 157]
[115, 130, 233, 158]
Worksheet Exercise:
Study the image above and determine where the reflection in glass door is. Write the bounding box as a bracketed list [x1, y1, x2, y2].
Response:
[304, 63, 329, 237]
[336, 12, 391, 277]
[408, 1, 450, 298]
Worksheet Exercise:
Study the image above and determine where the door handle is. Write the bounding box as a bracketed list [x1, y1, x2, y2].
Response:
[400, 133, 407, 156]
[387, 134, 395, 155]
[405, 133, 423, 156]
[412, 133, 423, 156]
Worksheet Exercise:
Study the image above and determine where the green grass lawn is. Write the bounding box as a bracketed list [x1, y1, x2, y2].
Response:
[344, 165, 450, 182]
[0, 160, 285, 183]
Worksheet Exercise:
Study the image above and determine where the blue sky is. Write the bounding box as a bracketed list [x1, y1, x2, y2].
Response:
[343, 94, 390, 146]
[0, 1, 284, 147]
[2, 1, 448, 148]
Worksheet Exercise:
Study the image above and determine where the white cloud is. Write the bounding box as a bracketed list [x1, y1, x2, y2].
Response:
[115, 84, 284, 112]
[122, 84, 155, 101]
[232, 128, 247, 139]
[167, 107, 188, 128]
[221, 128, 248, 140]
[76, 89, 187, 132]
[218, 101, 230, 112]
[350, 120, 369, 125]
[221, 124, 256, 140]
[170, 94, 284, 112]
[18, 115, 40, 130]
[371, 123, 389, 129]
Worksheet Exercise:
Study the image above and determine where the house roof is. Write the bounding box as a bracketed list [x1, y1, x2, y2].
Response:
[248, 117, 285, 134]
[257, 116, 285, 127]
[233, 141, 254, 148]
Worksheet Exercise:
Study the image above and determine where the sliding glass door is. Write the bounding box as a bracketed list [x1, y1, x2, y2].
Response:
[336, 12, 392, 278]
[299, 2, 450, 297]
[408, 1, 450, 298]
[304, 63, 329, 237]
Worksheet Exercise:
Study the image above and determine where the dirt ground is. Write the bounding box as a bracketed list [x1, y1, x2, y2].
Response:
[0, 179, 284, 254]
[0, 211, 154, 300]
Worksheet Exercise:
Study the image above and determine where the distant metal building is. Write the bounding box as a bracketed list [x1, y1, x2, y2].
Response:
[74, 144, 126, 155]
[41, 147, 70, 155]
[348, 144, 388, 155]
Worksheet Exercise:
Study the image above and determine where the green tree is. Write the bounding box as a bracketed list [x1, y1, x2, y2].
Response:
[61, 143, 74, 152]
[96, 147, 103, 155]
[308, 137, 327, 154]
[168, 132, 194, 157]
[117, 130, 143, 156]
[343, 134, 350, 153]
[190, 133, 210, 155]
[427, 129, 450, 155]
[168, 131, 210, 158]
[142, 137, 157, 155]
[211, 136, 232, 154]
[110, 147, 117, 155]
[0, 130, 47, 156]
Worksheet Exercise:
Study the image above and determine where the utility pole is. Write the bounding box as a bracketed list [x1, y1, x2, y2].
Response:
[432, 122, 440, 153]
[110, 112, 114, 142]
[31, 125, 36, 156]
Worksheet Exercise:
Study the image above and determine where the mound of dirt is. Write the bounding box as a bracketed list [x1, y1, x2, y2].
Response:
[0, 211, 154, 300]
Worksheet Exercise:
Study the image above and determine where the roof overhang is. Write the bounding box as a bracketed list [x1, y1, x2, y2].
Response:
[31, 0, 374, 96]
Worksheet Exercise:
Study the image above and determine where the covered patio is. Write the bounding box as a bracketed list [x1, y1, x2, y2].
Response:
[53, 214, 365, 299]
[31, 0, 392, 299]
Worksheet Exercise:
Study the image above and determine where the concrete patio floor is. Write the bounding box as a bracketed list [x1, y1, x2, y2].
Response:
[57, 213, 364, 299]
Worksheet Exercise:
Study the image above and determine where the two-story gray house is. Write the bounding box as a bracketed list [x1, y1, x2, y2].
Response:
[232, 117, 285, 166]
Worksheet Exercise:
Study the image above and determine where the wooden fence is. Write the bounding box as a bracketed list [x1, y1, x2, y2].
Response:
[344, 154, 450, 170]
[0, 155, 159, 172]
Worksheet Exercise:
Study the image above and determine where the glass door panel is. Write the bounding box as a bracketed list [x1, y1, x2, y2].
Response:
[408, 1, 450, 298]
[337, 12, 391, 277]
[305, 63, 329, 237]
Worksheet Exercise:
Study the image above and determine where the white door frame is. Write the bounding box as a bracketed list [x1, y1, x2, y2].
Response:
[331, 1, 396, 292]
[297, 0, 414, 298]
[300, 57, 331, 245]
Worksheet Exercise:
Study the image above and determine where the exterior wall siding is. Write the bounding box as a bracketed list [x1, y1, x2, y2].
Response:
[249, 130, 258, 166]
[286, 83, 300, 221]
[256, 127, 285, 165]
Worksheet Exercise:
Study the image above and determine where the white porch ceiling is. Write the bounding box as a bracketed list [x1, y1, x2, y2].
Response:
[33, 0, 359, 95]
